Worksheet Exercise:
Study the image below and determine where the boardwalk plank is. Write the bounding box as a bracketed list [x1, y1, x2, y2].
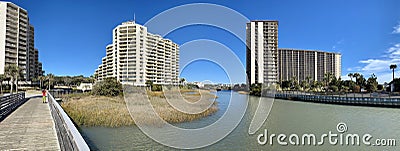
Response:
[0, 97, 60, 150]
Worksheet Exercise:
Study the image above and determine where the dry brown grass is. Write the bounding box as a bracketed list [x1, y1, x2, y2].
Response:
[62, 95, 134, 127]
[61, 89, 218, 127]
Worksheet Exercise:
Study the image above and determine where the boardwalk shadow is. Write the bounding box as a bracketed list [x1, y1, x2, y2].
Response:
[27, 95, 42, 99]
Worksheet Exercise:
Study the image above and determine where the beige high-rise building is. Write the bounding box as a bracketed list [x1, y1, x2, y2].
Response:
[246, 20, 279, 85]
[246, 20, 342, 85]
[0, 2, 42, 81]
[95, 21, 179, 86]
[278, 48, 341, 82]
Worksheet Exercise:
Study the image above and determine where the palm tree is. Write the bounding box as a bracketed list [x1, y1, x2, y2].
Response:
[348, 73, 354, 81]
[145, 80, 153, 91]
[15, 67, 23, 93]
[323, 73, 333, 87]
[4, 64, 19, 94]
[38, 75, 45, 89]
[390, 64, 397, 81]
[63, 77, 72, 88]
[366, 73, 378, 92]
[305, 76, 312, 84]
[313, 81, 324, 92]
[32, 77, 38, 88]
[304, 76, 312, 91]
[290, 76, 299, 90]
[179, 78, 186, 86]
[0, 74, 5, 94]
[353, 73, 361, 84]
[353, 73, 366, 92]
[93, 73, 98, 80]
[47, 73, 55, 90]
[89, 75, 96, 83]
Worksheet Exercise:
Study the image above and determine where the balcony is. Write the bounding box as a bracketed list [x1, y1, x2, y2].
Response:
[19, 17, 28, 24]
[5, 32, 17, 39]
[5, 58, 16, 64]
[5, 47, 17, 53]
[6, 27, 17, 34]
[7, 9, 18, 16]
[19, 11, 28, 17]
[19, 28, 27, 33]
[6, 13, 18, 20]
[5, 38, 17, 45]
[18, 56, 26, 60]
[20, 22, 27, 27]
[19, 42, 27, 46]
[19, 46, 27, 50]
[6, 43, 17, 48]
[19, 30, 28, 36]
[6, 53, 17, 59]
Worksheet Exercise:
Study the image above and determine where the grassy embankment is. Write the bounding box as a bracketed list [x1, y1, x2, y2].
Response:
[61, 89, 218, 127]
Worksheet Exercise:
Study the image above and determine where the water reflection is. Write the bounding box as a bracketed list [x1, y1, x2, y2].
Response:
[81, 91, 400, 150]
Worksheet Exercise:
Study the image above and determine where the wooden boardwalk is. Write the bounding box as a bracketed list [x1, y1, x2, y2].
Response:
[0, 96, 60, 150]
[275, 92, 400, 107]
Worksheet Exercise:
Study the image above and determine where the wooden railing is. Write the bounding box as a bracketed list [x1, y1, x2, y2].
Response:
[275, 91, 400, 107]
[0, 92, 26, 121]
[47, 92, 90, 151]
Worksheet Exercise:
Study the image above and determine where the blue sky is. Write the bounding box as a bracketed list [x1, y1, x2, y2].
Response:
[7, 0, 400, 83]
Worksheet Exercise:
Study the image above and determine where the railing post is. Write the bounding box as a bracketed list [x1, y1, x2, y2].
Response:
[47, 92, 90, 151]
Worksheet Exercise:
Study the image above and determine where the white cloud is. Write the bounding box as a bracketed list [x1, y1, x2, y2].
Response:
[393, 23, 400, 34]
[387, 44, 400, 53]
[349, 43, 400, 83]
[359, 59, 392, 72]
[358, 43, 400, 72]
[341, 75, 350, 81]
[346, 66, 361, 72]
[376, 72, 393, 84]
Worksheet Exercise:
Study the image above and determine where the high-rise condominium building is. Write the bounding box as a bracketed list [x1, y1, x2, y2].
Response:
[95, 21, 179, 86]
[246, 20, 279, 85]
[278, 48, 341, 82]
[27, 24, 42, 80]
[246, 20, 342, 84]
[0, 2, 42, 81]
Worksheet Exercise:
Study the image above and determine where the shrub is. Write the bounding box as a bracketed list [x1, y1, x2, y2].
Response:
[377, 85, 384, 91]
[91, 77, 122, 96]
[353, 85, 361, 93]
[151, 84, 163, 91]
[249, 83, 261, 96]
[329, 85, 338, 92]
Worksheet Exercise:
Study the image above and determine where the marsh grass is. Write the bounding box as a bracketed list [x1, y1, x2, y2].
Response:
[146, 89, 218, 124]
[62, 95, 135, 127]
[61, 89, 218, 127]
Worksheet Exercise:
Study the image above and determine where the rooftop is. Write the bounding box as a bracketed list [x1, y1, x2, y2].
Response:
[278, 48, 341, 55]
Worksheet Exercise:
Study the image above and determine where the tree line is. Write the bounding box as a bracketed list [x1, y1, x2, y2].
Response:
[33, 75, 95, 89]
[0, 63, 96, 95]
[249, 72, 382, 96]
[279, 72, 380, 92]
